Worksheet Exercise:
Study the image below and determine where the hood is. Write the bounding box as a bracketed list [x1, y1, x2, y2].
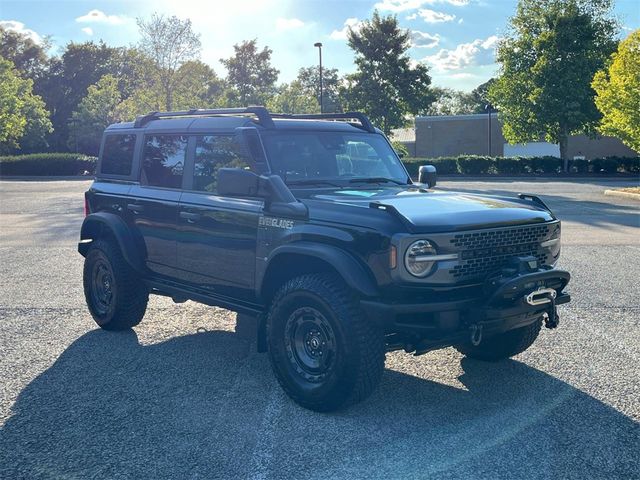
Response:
[305, 187, 554, 233]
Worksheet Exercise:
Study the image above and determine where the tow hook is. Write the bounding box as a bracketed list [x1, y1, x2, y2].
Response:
[525, 287, 560, 329]
[470, 324, 483, 346]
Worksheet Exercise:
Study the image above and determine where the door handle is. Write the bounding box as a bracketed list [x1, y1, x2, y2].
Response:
[180, 211, 201, 223]
[127, 203, 145, 214]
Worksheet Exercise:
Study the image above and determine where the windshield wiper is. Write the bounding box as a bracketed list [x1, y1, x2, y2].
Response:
[348, 177, 407, 185]
[287, 179, 343, 188]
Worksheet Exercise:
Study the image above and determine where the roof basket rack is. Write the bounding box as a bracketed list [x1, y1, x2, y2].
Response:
[269, 112, 376, 133]
[132, 107, 376, 133]
[133, 106, 275, 128]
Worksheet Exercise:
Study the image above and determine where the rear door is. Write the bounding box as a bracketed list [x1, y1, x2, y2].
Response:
[128, 134, 188, 277]
[175, 134, 263, 301]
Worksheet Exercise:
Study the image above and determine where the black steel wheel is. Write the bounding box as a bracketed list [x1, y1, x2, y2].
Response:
[267, 273, 385, 412]
[83, 239, 148, 331]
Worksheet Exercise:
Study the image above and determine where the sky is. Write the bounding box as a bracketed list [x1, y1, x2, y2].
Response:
[1, 0, 639, 92]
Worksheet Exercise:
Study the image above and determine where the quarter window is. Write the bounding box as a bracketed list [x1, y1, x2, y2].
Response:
[193, 135, 251, 193]
[141, 135, 187, 188]
[101, 134, 136, 176]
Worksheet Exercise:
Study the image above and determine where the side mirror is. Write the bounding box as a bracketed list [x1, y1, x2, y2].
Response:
[418, 165, 437, 188]
[217, 168, 260, 197]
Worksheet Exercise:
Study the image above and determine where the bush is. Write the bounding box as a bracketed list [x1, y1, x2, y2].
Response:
[620, 156, 640, 173]
[590, 157, 619, 174]
[457, 156, 496, 174]
[391, 140, 410, 158]
[402, 157, 459, 175]
[569, 158, 589, 173]
[495, 157, 525, 174]
[530, 156, 562, 174]
[0, 153, 97, 176]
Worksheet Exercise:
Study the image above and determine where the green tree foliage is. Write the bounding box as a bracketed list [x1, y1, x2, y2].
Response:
[592, 29, 640, 152]
[0, 57, 52, 154]
[469, 78, 495, 113]
[220, 39, 279, 107]
[296, 66, 342, 112]
[342, 11, 433, 134]
[424, 87, 477, 115]
[489, 0, 617, 163]
[68, 75, 133, 155]
[37, 42, 142, 151]
[266, 80, 320, 114]
[0, 25, 50, 80]
[136, 14, 202, 111]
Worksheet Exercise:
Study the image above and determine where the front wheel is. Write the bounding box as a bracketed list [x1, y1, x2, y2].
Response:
[454, 317, 543, 361]
[267, 273, 385, 412]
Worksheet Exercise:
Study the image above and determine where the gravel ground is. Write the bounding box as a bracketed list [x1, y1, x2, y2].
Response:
[0, 178, 638, 480]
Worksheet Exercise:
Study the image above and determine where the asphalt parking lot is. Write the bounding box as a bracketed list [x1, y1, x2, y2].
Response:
[0, 177, 638, 479]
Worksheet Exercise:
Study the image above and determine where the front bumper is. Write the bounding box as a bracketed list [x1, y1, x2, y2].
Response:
[361, 266, 571, 354]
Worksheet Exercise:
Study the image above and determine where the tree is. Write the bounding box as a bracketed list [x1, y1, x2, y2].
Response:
[220, 39, 279, 106]
[469, 78, 496, 113]
[0, 25, 50, 80]
[489, 0, 617, 165]
[266, 81, 320, 114]
[592, 29, 640, 152]
[423, 87, 477, 115]
[341, 11, 433, 134]
[0, 57, 51, 154]
[297, 66, 342, 112]
[68, 75, 133, 155]
[137, 13, 202, 111]
[36, 42, 142, 151]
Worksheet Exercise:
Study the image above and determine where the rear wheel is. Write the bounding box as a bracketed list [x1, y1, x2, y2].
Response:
[83, 239, 148, 331]
[454, 317, 542, 361]
[267, 273, 385, 412]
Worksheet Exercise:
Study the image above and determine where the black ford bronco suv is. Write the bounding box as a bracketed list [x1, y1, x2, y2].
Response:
[79, 107, 570, 411]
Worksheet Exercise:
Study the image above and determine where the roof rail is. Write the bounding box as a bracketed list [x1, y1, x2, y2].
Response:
[269, 112, 376, 133]
[133, 106, 275, 128]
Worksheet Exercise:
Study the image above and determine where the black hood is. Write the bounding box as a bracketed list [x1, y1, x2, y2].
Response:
[303, 187, 555, 233]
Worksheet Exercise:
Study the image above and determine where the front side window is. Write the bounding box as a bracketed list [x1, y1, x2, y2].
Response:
[192, 135, 251, 193]
[141, 135, 187, 188]
[101, 134, 136, 176]
[261, 132, 408, 185]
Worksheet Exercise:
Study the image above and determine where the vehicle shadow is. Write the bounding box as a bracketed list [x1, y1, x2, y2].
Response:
[0, 328, 637, 479]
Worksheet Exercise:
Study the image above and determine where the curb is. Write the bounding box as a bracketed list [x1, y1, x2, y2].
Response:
[604, 189, 640, 200]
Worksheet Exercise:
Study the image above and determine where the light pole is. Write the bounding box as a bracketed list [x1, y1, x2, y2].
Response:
[485, 103, 493, 156]
[314, 42, 323, 113]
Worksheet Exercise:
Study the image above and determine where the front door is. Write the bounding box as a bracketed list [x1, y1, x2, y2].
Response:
[175, 134, 263, 301]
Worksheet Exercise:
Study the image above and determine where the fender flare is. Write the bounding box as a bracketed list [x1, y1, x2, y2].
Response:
[78, 212, 144, 272]
[259, 242, 379, 299]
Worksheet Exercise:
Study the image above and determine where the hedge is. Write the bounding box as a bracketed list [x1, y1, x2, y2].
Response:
[402, 155, 640, 175]
[0, 153, 97, 176]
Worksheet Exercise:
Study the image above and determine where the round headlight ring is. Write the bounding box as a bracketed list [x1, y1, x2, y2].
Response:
[405, 239, 437, 277]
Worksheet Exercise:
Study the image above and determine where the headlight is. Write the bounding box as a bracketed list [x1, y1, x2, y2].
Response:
[541, 224, 561, 259]
[405, 240, 437, 277]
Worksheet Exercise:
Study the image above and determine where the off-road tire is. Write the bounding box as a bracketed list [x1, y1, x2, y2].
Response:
[267, 273, 385, 412]
[454, 317, 543, 361]
[83, 239, 148, 331]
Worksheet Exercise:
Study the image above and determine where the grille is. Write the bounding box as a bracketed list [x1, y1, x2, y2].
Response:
[449, 224, 552, 280]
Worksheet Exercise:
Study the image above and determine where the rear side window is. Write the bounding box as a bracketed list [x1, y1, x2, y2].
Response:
[101, 134, 136, 175]
[192, 135, 251, 193]
[141, 135, 187, 189]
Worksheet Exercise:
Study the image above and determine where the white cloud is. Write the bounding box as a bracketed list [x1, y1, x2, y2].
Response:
[450, 72, 476, 79]
[375, 0, 469, 11]
[406, 13, 418, 20]
[76, 9, 126, 25]
[81, 27, 94, 36]
[424, 35, 499, 71]
[417, 8, 456, 23]
[275, 18, 305, 30]
[330, 18, 362, 40]
[411, 30, 440, 48]
[0, 20, 43, 44]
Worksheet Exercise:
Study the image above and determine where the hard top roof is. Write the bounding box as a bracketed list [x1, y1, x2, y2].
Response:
[104, 107, 378, 134]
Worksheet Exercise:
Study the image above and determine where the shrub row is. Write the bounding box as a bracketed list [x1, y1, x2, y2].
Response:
[0, 153, 97, 176]
[402, 155, 640, 176]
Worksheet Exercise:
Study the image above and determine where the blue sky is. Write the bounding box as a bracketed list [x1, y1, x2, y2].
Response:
[1, 0, 638, 91]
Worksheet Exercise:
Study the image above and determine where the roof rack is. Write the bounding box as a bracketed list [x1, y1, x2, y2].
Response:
[133, 106, 274, 128]
[131, 107, 376, 133]
[269, 112, 376, 133]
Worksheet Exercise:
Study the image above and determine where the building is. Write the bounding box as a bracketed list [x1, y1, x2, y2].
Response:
[392, 114, 638, 159]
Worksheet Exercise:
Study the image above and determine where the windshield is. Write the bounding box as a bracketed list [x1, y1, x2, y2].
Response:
[261, 131, 409, 186]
